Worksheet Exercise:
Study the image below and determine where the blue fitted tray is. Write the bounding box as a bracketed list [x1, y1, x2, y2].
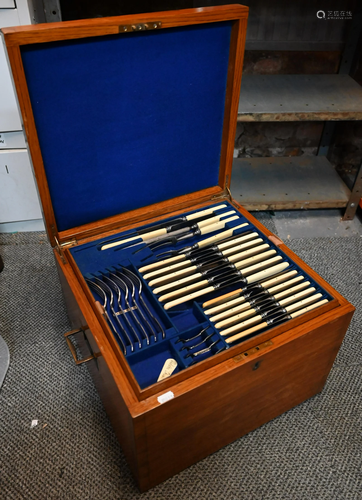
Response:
[70, 201, 333, 389]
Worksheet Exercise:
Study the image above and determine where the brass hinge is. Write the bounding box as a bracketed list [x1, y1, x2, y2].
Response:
[52, 226, 77, 264]
[211, 186, 232, 202]
[211, 175, 232, 202]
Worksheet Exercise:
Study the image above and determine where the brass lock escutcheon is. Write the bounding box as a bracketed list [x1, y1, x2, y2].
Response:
[233, 340, 273, 364]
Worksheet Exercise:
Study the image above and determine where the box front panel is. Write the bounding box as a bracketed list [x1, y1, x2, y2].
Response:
[136, 309, 353, 490]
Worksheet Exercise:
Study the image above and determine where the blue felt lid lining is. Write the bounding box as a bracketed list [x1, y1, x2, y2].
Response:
[20, 21, 233, 232]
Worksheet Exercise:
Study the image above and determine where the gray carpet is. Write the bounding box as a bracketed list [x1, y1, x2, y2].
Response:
[0, 219, 361, 500]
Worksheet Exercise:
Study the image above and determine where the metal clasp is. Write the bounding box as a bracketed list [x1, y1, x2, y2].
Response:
[120, 21, 162, 33]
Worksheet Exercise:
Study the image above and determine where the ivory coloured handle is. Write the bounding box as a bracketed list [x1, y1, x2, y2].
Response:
[203, 289, 244, 310]
[226, 322, 268, 344]
[220, 314, 263, 337]
[148, 265, 198, 287]
[143, 259, 193, 280]
[229, 245, 271, 264]
[186, 204, 227, 220]
[215, 307, 257, 329]
[164, 286, 216, 310]
[217, 231, 259, 250]
[246, 262, 289, 284]
[285, 293, 322, 312]
[274, 282, 311, 301]
[289, 299, 328, 318]
[197, 223, 248, 248]
[197, 210, 236, 229]
[260, 269, 297, 288]
[222, 238, 264, 257]
[267, 275, 304, 295]
[210, 300, 252, 323]
[101, 227, 167, 250]
[158, 279, 209, 302]
[204, 294, 247, 316]
[199, 216, 239, 235]
[152, 271, 203, 294]
[139, 254, 185, 273]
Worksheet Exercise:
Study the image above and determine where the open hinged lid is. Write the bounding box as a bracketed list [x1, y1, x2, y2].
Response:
[2, 5, 248, 246]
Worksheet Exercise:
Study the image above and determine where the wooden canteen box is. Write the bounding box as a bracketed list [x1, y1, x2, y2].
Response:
[2, 5, 355, 491]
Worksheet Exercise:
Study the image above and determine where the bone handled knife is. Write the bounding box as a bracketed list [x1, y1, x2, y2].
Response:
[127, 214, 241, 249]
[204, 273, 304, 316]
[214, 285, 315, 329]
[101, 204, 229, 250]
[162, 262, 290, 310]
[220, 293, 323, 337]
[139, 230, 258, 273]
[155, 251, 279, 298]
[202, 269, 300, 309]
[225, 299, 329, 344]
[208, 278, 309, 323]
[142, 237, 265, 280]
[148, 243, 271, 289]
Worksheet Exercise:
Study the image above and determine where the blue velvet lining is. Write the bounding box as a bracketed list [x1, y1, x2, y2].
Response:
[20, 22, 232, 231]
[70, 202, 333, 390]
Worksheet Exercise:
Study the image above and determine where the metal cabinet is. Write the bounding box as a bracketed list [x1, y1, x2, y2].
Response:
[0, 150, 42, 223]
[0, 0, 45, 231]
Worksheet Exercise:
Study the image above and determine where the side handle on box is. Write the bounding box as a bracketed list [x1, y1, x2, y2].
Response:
[64, 328, 95, 365]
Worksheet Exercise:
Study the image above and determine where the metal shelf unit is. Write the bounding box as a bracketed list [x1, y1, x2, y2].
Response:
[232, 73, 362, 219]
